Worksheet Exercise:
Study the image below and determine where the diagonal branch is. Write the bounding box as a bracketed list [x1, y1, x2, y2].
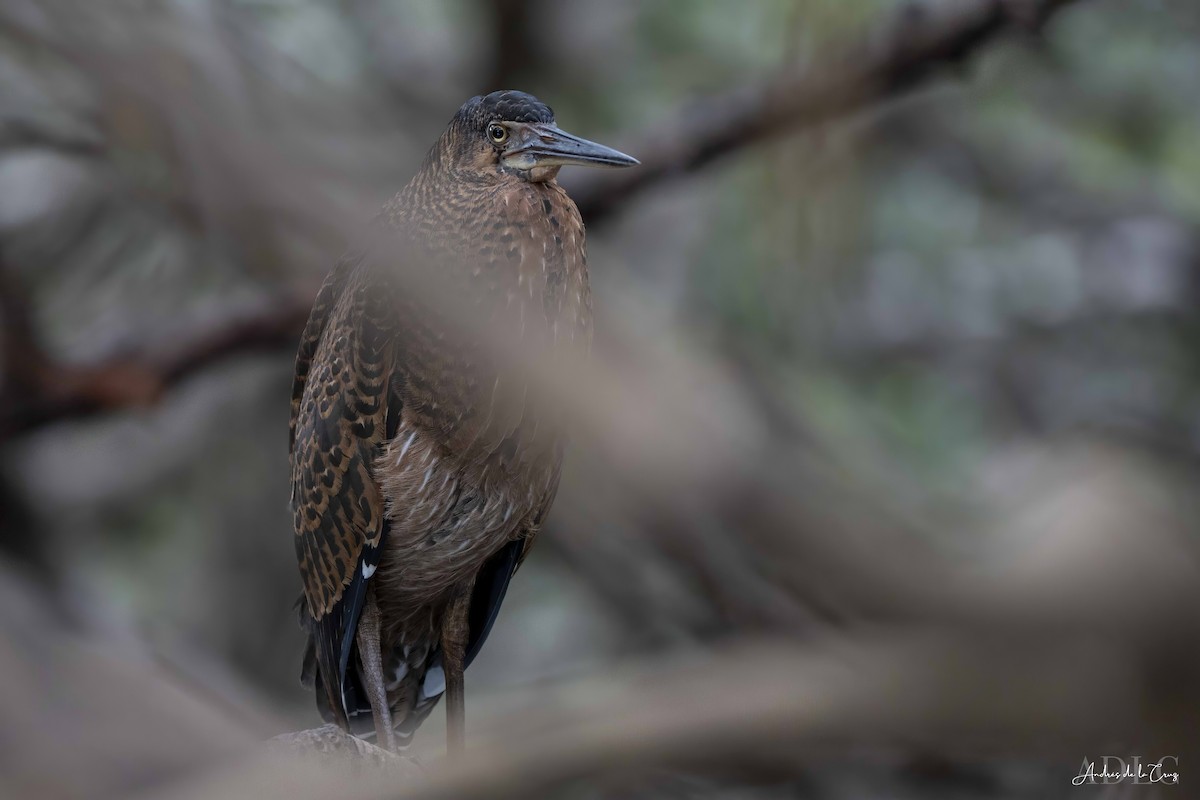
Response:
[569, 0, 1083, 224]
[0, 0, 1090, 436]
[0, 274, 314, 439]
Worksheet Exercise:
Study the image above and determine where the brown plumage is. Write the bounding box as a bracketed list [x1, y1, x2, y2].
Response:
[289, 90, 636, 753]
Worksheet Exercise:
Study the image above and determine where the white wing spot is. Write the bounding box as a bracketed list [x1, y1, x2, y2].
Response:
[362, 562, 377, 579]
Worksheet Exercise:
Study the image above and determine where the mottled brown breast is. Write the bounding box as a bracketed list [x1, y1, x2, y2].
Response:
[357, 176, 584, 633]
[382, 174, 591, 475]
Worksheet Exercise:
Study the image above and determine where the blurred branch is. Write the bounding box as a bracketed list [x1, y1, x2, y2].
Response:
[400, 637, 1190, 800]
[0, 119, 105, 157]
[484, 0, 544, 91]
[570, 0, 1084, 224]
[0, 258, 49, 404]
[3, 442, 1197, 798]
[337, 0, 463, 119]
[147, 629, 1198, 800]
[0, 265, 313, 439]
[0, 558, 260, 800]
[198, 447, 1200, 798]
[0, 0, 1089, 436]
[0, 263, 56, 570]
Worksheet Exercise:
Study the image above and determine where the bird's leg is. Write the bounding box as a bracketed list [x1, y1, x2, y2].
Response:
[356, 588, 396, 752]
[441, 575, 476, 757]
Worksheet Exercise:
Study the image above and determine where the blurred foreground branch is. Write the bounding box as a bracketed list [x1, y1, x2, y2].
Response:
[2, 443, 1196, 798]
[571, 0, 1083, 223]
[155, 447, 1200, 799]
[0, 0, 1087, 436]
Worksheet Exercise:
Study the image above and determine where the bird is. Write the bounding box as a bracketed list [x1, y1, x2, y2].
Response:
[289, 90, 637, 755]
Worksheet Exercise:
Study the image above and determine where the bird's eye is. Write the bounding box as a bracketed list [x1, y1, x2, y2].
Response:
[488, 124, 508, 144]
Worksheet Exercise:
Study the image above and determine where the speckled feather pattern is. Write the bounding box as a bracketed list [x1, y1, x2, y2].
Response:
[290, 93, 591, 739]
[291, 265, 392, 617]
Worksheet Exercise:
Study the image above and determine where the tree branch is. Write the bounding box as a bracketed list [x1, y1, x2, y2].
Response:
[483, 0, 544, 91]
[398, 637, 1189, 800]
[569, 0, 1083, 224]
[0, 278, 313, 439]
[0, 0, 1089, 436]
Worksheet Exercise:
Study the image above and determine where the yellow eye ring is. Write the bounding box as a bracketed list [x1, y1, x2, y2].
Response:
[488, 124, 508, 144]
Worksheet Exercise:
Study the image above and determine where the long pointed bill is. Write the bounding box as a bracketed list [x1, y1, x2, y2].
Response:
[504, 123, 639, 171]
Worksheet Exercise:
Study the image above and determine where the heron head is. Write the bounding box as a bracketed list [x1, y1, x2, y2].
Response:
[444, 90, 638, 183]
